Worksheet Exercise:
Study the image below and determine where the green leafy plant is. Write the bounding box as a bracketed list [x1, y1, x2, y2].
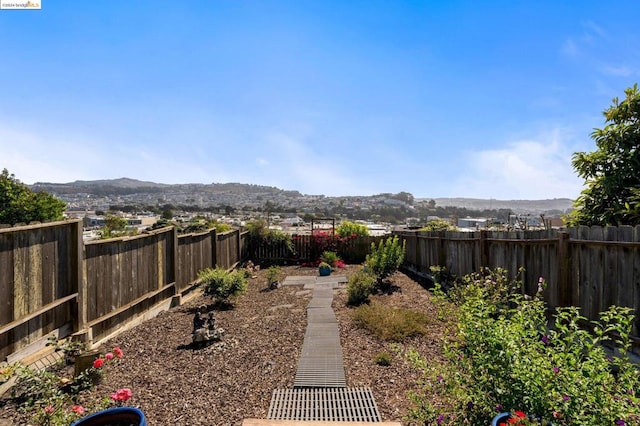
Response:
[419, 219, 455, 232]
[0, 168, 66, 226]
[406, 268, 640, 425]
[46, 336, 86, 365]
[374, 351, 392, 366]
[246, 219, 295, 258]
[353, 302, 429, 342]
[266, 265, 281, 289]
[336, 220, 369, 237]
[568, 83, 640, 226]
[365, 235, 406, 290]
[8, 346, 127, 425]
[346, 268, 376, 306]
[320, 251, 340, 267]
[1, 362, 21, 385]
[198, 267, 248, 303]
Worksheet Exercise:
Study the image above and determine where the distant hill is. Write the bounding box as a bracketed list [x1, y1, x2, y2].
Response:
[426, 197, 574, 214]
[31, 177, 574, 214]
[32, 178, 303, 197]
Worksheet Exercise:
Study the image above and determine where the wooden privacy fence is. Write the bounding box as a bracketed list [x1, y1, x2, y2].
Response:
[0, 221, 248, 362]
[252, 234, 385, 264]
[396, 226, 640, 340]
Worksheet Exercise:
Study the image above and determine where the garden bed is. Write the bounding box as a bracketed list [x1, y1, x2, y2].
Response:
[0, 265, 449, 426]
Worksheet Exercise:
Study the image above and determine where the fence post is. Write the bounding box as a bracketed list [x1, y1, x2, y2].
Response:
[413, 232, 420, 272]
[557, 231, 571, 307]
[438, 231, 447, 267]
[211, 229, 217, 268]
[236, 229, 242, 265]
[171, 226, 179, 295]
[479, 230, 488, 268]
[73, 220, 87, 333]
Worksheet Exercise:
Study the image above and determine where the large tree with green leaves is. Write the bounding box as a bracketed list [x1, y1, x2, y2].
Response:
[0, 169, 66, 225]
[569, 84, 640, 226]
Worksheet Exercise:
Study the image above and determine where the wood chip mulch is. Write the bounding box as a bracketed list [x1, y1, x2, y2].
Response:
[1, 265, 451, 426]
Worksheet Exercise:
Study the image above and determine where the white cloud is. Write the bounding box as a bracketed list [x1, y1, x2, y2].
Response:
[601, 65, 635, 77]
[449, 129, 584, 200]
[561, 39, 579, 57]
[581, 20, 607, 42]
[260, 131, 371, 195]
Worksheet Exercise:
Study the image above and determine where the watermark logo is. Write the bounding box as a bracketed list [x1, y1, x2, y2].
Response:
[0, 1, 41, 9]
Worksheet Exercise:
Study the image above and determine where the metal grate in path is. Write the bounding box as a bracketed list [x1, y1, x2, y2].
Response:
[268, 387, 381, 422]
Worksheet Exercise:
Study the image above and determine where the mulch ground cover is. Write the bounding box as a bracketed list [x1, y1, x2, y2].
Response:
[1, 264, 450, 426]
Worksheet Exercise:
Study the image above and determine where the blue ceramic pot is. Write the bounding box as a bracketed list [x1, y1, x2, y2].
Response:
[318, 265, 331, 276]
[71, 407, 146, 426]
[492, 412, 554, 426]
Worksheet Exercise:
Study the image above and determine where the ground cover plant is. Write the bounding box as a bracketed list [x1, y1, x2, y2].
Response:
[353, 302, 431, 342]
[198, 267, 248, 304]
[406, 267, 640, 425]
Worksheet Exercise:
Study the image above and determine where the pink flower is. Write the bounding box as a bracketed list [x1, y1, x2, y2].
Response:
[111, 387, 133, 402]
[71, 405, 85, 414]
[44, 405, 55, 414]
[93, 358, 105, 369]
[105, 352, 114, 360]
[113, 347, 124, 358]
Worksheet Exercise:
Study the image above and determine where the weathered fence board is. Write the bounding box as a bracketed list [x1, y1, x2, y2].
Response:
[177, 230, 215, 291]
[397, 226, 640, 343]
[0, 221, 79, 361]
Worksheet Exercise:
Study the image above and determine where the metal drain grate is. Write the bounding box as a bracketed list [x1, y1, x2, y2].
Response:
[268, 387, 381, 422]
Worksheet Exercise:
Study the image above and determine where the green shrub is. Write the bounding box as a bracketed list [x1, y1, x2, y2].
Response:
[246, 219, 295, 258]
[374, 351, 392, 366]
[336, 220, 369, 237]
[353, 302, 429, 342]
[198, 267, 248, 302]
[406, 268, 640, 425]
[320, 251, 340, 267]
[346, 269, 376, 306]
[365, 236, 406, 288]
[419, 219, 455, 232]
[266, 265, 281, 285]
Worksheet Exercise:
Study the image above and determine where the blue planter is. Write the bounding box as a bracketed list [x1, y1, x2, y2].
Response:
[318, 265, 331, 276]
[71, 407, 146, 426]
[492, 412, 554, 426]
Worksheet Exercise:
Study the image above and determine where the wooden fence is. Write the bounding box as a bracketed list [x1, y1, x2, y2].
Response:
[0, 221, 248, 362]
[396, 226, 640, 340]
[252, 234, 385, 264]
[6, 221, 640, 362]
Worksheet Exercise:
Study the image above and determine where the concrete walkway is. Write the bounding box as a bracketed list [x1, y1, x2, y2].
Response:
[251, 275, 396, 424]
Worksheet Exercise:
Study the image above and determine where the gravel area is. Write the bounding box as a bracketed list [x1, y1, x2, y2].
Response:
[1, 265, 450, 425]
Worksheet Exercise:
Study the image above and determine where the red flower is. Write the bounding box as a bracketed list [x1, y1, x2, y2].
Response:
[44, 405, 55, 414]
[110, 387, 133, 402]
[71, 405, 85, 414]
[113, 347, 124, 358]
[105, 352, 114, 360]
[93, 358, 105, 369]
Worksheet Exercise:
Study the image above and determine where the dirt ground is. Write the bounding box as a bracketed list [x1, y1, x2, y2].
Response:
[1, 264, 450, 425]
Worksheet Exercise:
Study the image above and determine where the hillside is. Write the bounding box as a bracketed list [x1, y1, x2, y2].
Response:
[429, 197, 574, 214]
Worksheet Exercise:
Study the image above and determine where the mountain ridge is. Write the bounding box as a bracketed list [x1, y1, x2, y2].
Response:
[32, 177, 574, 212]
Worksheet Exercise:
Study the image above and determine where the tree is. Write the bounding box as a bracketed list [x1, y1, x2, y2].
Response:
[0, 169, 66, 225]
[569, 84, 640, 226]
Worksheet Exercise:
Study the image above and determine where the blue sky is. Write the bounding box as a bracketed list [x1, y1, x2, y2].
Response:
[1, 1, 639, 200]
